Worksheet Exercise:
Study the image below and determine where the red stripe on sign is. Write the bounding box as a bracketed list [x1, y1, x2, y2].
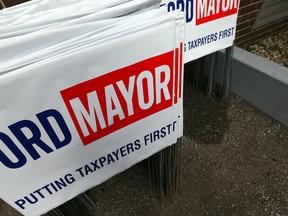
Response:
[196, 0, 239, 25]
[61, 51, 174, 145]
[179, 42, 183, 99]
[174, 47, 179, 104]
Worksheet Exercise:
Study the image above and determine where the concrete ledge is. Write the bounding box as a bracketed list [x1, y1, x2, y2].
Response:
[231, 47, 288, 127]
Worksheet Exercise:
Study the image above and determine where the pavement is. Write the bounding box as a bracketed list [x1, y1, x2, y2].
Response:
[1, 70, 288, 216]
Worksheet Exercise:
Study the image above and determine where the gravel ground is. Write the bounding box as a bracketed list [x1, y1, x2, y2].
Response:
[247, 30, 288, 67]
[1, 73, 288, 216]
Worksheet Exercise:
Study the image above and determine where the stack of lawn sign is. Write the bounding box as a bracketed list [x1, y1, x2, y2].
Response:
[0, 0, 184, 215]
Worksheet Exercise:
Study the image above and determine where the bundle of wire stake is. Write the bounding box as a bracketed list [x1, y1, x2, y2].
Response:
[148, 141, 183, 199]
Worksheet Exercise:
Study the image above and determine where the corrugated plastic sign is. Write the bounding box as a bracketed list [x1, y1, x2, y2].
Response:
[161, 0, 240, 62]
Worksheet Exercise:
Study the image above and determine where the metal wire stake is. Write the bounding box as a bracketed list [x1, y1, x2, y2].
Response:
[159, 151, 163, 200]
[221, 45, 234, 101]
[206, 52, 216, 96]
[0, 0, 6, 8]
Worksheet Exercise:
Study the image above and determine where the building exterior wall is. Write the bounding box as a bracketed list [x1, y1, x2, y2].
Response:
[0, 0, 28, 9]
[235, 0, 288, 48]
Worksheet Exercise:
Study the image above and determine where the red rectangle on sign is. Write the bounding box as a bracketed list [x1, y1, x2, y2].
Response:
[61, 51, 175, 145]
[196, 0, 239, 25]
